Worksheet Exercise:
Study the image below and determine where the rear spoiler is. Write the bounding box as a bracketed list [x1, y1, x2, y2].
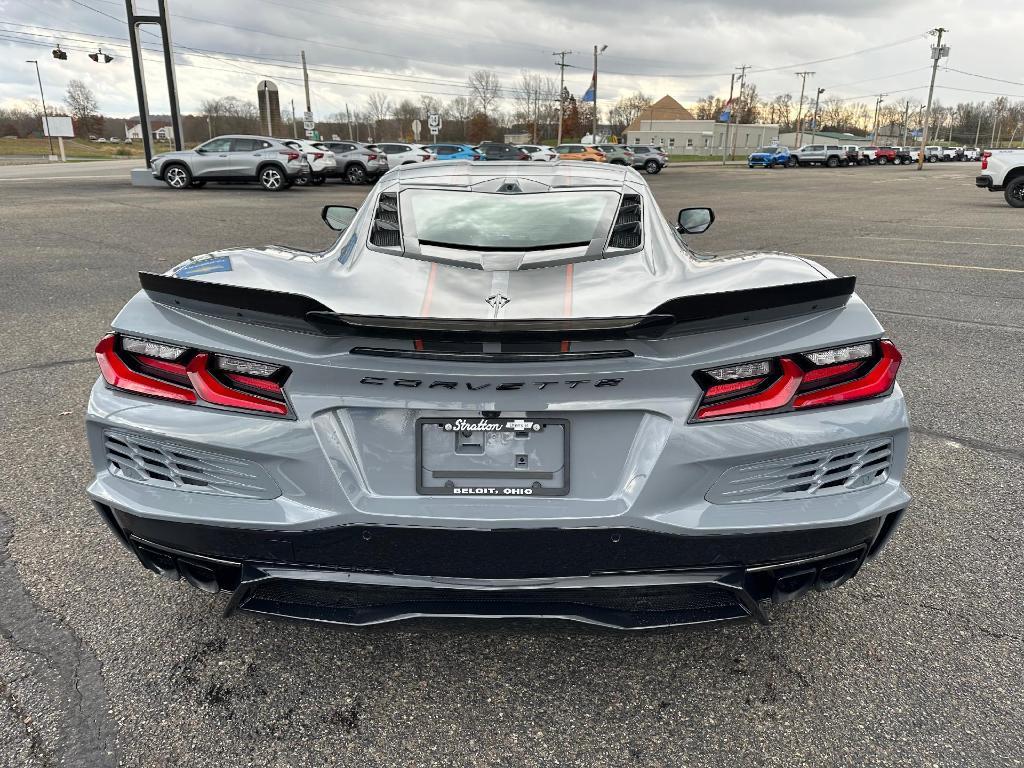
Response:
[139, 271, 855, 340]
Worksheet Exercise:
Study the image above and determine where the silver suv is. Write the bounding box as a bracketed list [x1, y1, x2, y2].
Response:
[594, 144, 636, 166]
[630, 145, 669, 174]
[151, 135, 306, 191]
[791, 144, 846, 168]
[315, 141, 389, 184]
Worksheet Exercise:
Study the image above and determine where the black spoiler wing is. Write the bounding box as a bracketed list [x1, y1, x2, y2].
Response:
[139, 272, 855, 340]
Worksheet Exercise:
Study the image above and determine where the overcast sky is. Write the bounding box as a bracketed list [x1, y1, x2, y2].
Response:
[2, 0, 1023, 120]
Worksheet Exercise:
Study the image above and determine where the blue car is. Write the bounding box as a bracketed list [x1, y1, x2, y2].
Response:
[748, 146, 792, 168]
[422, 143, 481, 161]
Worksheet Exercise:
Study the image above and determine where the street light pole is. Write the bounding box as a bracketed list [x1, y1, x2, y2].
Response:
[25, 60, 55, 159]
[592, 44, 607, 141]
[870, 94, 887, 142]
[811, 87, 825, 143]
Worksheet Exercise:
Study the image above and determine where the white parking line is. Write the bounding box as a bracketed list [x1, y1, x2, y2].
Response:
[0, 174, 127, 182]
[856, 235, 1024, 248]
[794, 252, 1024, 274]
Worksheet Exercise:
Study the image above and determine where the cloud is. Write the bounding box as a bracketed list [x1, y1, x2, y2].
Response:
[1, 0, 1020, 118]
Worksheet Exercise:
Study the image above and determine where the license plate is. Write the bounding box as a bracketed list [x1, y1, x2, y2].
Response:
[416, 417, 569, 496]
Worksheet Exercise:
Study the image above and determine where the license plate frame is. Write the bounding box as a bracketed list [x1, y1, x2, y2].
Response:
[415, 416, 569, 497]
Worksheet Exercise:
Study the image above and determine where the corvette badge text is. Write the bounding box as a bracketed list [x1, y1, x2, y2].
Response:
[360, 377, 623, 390]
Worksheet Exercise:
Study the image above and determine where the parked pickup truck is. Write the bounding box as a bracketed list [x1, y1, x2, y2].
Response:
[975, 149, 1024, 207]
[893, 147, 915, 165]
[940, 146, 961, 161]
[873, 147, 898, 165]
[791, 144, 846, 167]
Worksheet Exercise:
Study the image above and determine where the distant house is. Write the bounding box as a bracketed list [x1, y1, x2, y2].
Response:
[125, 122, 174, 141]
[625, 95, 778, 155]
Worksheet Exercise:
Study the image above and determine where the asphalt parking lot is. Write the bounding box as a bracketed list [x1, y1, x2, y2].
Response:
[1, 159, 1022, 767]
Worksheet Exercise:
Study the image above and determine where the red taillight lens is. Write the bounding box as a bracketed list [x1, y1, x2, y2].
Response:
[95, 334, 290, 416]
[186, 353, 288, 416]
[472, 153, 481, 160]
[280, 150, 300, 161]
[95, 335, 196, 403]
[313, 152, 324, 160]
[981, 151, 991, 170]
[367, 153, 378, 160]
[692, 340, 901, 422]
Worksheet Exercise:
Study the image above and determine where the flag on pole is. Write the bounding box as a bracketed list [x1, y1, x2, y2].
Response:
[718, 99, 732, 122]
[581, 75, 596, 103]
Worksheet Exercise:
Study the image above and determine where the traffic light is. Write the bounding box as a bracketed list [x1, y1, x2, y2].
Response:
[52, 45, 67, 60]
[89, 48, 113, 63]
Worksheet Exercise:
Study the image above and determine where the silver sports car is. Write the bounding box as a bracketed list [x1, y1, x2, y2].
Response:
[86, 161, 909, 629]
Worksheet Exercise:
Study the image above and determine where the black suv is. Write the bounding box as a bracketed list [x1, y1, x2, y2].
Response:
[474, 143, 529, 161]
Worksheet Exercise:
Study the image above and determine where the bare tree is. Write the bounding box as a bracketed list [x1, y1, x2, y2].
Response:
[511, 70, 556, 141]
[366, 92, 391, 140]
[468, 69, 502, 116]
[448, 95, 474, 137]
[393, 98, 419, 140]
[608, 92, 652, 136]
[64, 79, 100, 136]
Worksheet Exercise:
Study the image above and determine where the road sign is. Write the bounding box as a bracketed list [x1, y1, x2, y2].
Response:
[305, 129, 314, 138]
[303, 110, 313, 121]
[427, 113, 442, 135]
[303, 120, 315, 130]
[412, 119, 421, 140]
[770, 137, 779, 146]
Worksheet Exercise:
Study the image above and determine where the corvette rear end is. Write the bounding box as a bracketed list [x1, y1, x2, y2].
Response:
[86, 161, 909, 629]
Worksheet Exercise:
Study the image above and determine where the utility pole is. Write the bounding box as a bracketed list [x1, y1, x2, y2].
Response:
[974, 119, 981, 148]
[730, 64, 750, 160]
[794, 71, 814, 147]
[25, 60, 55, 159]
[917, 27, 948, 170]
[553, 50, 572, 145]
[592, 44, 607, 141]
[300, 50, 311, 115]
[870, 94, 886, 142]
[291, 98, 297, 138]
[811, 87, 825, 143]
[900, 100, 911, 145]
[721, 72, 735, 165]
[346, 104, 353, 140]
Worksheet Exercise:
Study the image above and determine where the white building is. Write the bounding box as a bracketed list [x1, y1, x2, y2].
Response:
[125, 122, 174, 141]
[624, 95, 779, 155]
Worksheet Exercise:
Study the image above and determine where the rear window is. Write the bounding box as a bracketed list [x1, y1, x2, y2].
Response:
[403, 189, 619, 251]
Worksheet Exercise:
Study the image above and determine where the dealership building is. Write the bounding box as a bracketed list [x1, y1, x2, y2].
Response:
[624, 96, 779, 155]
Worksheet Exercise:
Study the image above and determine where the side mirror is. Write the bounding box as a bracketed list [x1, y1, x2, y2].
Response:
[195, 147, 206, 154]
[677, 207, 714, 234]
[321, 204, 358, 232]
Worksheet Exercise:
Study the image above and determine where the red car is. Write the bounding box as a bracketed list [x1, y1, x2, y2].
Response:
[872, 147, 898, 165]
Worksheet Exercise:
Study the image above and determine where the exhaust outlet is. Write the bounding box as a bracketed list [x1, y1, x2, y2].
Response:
[135, 545, 179, 581]
[178, 560, 220, 594]
[815, 556, 861, 591]
[772, 567, 816, 603]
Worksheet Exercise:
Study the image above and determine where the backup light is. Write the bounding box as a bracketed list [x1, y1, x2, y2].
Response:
[121, 336, 185, 360]
[216, 355, 280, 378]
[803, 343, 872, 367]
[705, 360, 771, 381]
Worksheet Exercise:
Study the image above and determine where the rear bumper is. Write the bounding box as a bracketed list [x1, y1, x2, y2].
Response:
[94, 502, 905, 629]
[976, 175, 1001, 190]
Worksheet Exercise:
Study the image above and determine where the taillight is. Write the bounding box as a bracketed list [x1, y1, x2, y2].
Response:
[95, 334, 291, 416]
[472, 153, 481, 160]
[367, 153, 378, 160]
[312, 152, 324, 160]
[280, 150, 300, 161]
[692, 340, 901, 422]
[981, 151, 991, 170]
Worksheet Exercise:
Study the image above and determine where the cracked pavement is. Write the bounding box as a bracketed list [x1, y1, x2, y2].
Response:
[0, 161, 1021, 767]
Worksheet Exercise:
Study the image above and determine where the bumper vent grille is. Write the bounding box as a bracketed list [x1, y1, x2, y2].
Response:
[369, 192, 401, 248]
[707, 439, 893, 504]
[103, 430, 279, 499]
[241, 579, 748, 628]
[608, 193, 642, 249]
